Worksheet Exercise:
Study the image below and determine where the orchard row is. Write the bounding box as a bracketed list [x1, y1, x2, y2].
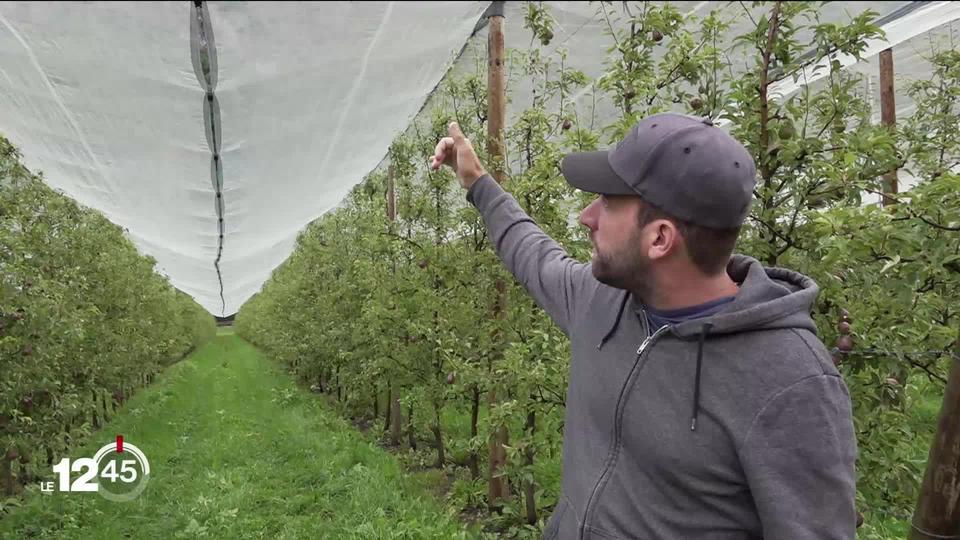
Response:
[238, 3, 958, 535]
[1, 136, 216, 496]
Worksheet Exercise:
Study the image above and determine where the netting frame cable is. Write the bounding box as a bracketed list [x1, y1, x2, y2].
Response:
[190, 0, 227, 316]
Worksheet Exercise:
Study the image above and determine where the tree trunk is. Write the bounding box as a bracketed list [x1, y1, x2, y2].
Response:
[469, 385, 481, 480]
[2, 456, 13, 496]
[336, 366, 341, 402]
[433, 400, 445, 468]
[488, 385, 510, 507]
[407, 404, 417, 450]
[909, 348, 960, 538]
[757, 2, 782, 268]
[373, 384, 379, 420]
[390, 387, 402, 446]
[384, 380, 393, 432]
[524, 407, 537, 525]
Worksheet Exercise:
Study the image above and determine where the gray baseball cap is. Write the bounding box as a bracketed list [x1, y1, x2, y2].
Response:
[560, 113, 757, 229]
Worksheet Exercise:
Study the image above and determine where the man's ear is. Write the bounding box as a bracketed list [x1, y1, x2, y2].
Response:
[647, 220, 679, 261]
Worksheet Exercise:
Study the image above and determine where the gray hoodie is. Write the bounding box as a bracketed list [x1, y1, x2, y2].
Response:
[467, 175, 857, 540]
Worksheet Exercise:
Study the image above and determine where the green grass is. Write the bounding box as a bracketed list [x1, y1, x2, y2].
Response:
[0, 335, 475, 539]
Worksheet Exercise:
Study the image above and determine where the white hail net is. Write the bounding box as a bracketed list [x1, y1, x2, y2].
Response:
[0, 1, 957, 315]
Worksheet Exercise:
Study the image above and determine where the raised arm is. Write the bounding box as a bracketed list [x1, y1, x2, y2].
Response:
[431, 122, 599, 335]
[466, 174, 599, 335]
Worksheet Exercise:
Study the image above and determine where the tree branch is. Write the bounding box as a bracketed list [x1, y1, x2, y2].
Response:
[600, 4, 621, 52]
[758, 0, 783, 246]
[380, 231, 424, 252]
[903, 354, 947, 385]
[537, 383, 566, 406]
[647, 39, 709, 106]
[748, 214, 798, 250]
[863, 188, 960, 231]
[816, 110, 839, 140]
[916, 214, 960, 232]
[738, 1, 759, 28]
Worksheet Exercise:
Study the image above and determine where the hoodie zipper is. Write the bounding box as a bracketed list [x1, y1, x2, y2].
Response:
[578, 325, 670, 540]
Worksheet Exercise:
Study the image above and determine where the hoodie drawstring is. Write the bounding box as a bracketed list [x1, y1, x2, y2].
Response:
[690, 322, 713, 431]
[597, 292, 630, 350]
[597, 296, 714, 432]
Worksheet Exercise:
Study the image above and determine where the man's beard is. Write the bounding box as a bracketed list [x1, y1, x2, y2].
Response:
[591, 234, 652, 299]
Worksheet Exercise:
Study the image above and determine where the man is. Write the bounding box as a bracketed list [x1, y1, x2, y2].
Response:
[431, 113, 857, 539]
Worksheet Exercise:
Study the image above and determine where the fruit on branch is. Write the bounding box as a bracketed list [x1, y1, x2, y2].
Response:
[540, 30, 554, 46]
[778, 122, 795, 140]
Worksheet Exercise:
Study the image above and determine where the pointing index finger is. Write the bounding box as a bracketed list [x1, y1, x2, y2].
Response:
[448, 121, 465, 142]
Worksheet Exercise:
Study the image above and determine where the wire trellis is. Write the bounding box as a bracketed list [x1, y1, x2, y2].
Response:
[832, 348, 959, 360]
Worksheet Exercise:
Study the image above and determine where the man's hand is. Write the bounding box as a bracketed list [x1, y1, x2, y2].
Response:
[430, 122, 487, 190]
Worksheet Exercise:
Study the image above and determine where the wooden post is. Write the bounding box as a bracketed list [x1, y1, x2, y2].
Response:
[879, 48, 898, 207]
[486, 0, 510, 507]
[487, 5, 506, 185]
[386, 163, 396, 222]
[386, 164, 403, 446]
[909, 351, 960, 539]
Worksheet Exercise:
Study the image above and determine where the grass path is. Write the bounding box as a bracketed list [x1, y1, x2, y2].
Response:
[0, 332, 474, 539]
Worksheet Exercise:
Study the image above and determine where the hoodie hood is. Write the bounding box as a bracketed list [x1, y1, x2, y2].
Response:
[670, 254, 820, 339]
[603, 254, 820, 345]
[597, 254, 823, 432]
[622, 254, 821, 432]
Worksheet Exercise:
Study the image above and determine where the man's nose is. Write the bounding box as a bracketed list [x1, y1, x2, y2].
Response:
[579, 198, 599, 231]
